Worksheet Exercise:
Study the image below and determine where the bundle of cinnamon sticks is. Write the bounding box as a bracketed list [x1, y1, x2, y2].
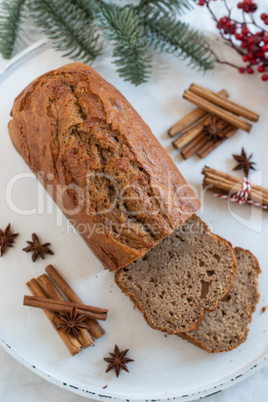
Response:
[24, 265, 106, 356]
[169, 84, 259, 159]
[202, 166, 268, 209]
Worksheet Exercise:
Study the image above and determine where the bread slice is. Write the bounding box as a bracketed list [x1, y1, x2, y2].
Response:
[180, 247, 261, 352]
[115, 215, 237, 333]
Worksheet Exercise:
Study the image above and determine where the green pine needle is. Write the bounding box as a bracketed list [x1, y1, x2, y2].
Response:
[30, 0, 102, 64]
[137, 0, 194, 15]
[69, 0, 94, 21]
[97, 4, 152, 86]
[0, 0, 26, 59]
[143, 9, 215, 71]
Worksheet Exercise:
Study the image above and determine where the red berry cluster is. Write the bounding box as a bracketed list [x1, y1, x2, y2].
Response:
[237, 0, 257, 13]
[198, 0, 268, 85]
[217, 17, 237, 35]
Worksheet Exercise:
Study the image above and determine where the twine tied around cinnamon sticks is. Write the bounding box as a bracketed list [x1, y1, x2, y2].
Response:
[24, 265, 106, 356]
[169, 84, 259, 159]
[202, 166, 268, 210]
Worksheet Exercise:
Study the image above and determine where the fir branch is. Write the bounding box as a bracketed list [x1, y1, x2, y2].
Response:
[30, 0, 102, 64]
[143, 9, 215, 71]
[137, 0, 194, 15]
[0, 0, 216, 85]
[97, 4, 152, 85]
[0, 0, 27, 59]
[69, 0, 95, 21]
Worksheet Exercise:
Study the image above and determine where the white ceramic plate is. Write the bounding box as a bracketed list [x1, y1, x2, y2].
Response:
[0, 38, 268, 402]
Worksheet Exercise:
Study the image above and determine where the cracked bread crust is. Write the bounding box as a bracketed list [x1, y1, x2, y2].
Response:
[8, 63, 200, 271]
[115, 215, 237, 333]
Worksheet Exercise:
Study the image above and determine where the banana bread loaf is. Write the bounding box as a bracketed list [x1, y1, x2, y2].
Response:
[8, 63, 200, 270]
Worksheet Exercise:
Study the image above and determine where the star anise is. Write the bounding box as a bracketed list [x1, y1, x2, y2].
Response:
[203, 116, 226, 142]
[233, 147, 256, 178]
[104, 345, 134, 377]
[22, 233, 54, 262]
[56, 305, 89, 339]
[0, 224, 19, 257]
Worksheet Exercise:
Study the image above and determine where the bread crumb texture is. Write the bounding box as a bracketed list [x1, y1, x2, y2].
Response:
[181, 247, 261, 352]
[115, 215, 237, 333]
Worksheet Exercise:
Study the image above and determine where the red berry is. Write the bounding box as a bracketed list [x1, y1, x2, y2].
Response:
[248, 36, 255, 45]
[265, 18, 268, 25]
[261, 74, 268, 81]
[261, 13, 267, 20]
[262, 44, 268, 52]
[238, 2, 243, 8]
[256, 51, 264, 58]
[241, 42, 248, 49]
[239, 67, 246, 74]
[247, 67, 254, 74]
[258, 65, 265, 73]
[198, 0, 205, 5]
[236, 33, 243, 40]
[242, 26, 249, 35]
[263, 34, 268, 44]
[243, 55, 249, 61]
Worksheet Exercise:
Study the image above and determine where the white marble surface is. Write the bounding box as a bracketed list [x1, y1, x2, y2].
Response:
[1, 2, 268, 401]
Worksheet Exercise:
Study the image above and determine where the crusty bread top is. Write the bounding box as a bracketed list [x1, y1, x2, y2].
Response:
[180, 247, 261, 353]
[115, 215, 237, 333]
[8, 63, 200, 270]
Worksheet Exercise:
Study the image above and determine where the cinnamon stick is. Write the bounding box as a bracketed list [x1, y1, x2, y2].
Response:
[173, 114, 211, 149]
[24, 295, 108, 314]
[45, 265, 105, 339]
[23, 295, 108, 320]
[197, 125, 237, 158]
[181, 133, 208, 159]
[180, 118, 227, 159]
[183, 90, 252, 133]
[189, 84, 259, 122]
[169, 89, 228, 137]
[26, 279, 83, 356]
[37, 274, 94, 349]
[202, 166, 268, 206]
[169, 109, 207, 137]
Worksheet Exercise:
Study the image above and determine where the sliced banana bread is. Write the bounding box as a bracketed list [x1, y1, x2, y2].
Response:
[180, 247, 261, 352]
[115, 215, 237, 333]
